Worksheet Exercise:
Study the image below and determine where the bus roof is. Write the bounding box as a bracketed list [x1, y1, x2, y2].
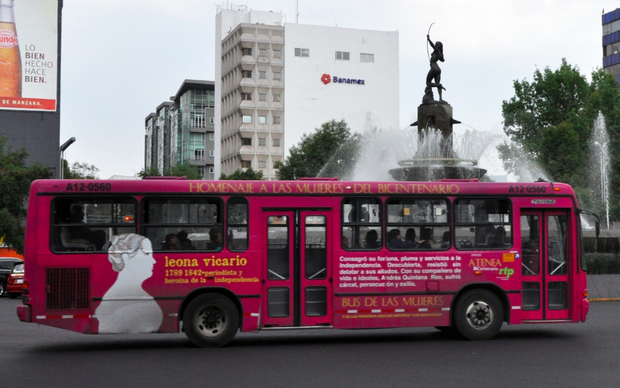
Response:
[31, 179, 577, 198]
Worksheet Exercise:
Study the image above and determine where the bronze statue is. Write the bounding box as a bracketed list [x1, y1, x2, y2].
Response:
[423, 33, 446, 103]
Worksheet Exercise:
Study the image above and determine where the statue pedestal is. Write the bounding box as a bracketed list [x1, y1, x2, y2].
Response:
[417, 103, 459, 158]
[417, 103, 455, 139]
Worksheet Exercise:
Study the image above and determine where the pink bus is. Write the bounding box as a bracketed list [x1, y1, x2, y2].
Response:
[16, 178, 597, 346]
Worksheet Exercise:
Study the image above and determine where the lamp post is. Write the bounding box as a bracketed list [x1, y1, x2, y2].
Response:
[59, 137, 76, 179]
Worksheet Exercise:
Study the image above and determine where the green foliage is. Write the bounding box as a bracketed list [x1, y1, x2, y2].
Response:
[168, 161, 203, 180]
[220, 167, 263, 180]
[0, 136, 52, 254]
[136, 165, 161, 178]
[585, 254, 620, 274]
[275, 120, 357, 180]
[137, 162, 202, 180]
[62, 159, 99, 179]
[500, 59, 620, 220]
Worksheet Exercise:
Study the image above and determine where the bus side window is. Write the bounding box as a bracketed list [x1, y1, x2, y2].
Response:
[142, 198, 223, 252]
[385, 199, 449, 251]
[454, 199, 512, 250]
[342, 198, 382, 250]
[51, 198, 136, 253]
[227, 198, 248, 252]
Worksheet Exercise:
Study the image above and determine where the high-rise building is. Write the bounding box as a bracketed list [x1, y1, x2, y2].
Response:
[144, 80, 216, 179]
[603, 9, 620, 83]
[215, 4, 399, 180]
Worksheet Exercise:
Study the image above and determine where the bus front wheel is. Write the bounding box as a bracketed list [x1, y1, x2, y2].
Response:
[183, 294, 239, 347]
[454, 289, 503, 340]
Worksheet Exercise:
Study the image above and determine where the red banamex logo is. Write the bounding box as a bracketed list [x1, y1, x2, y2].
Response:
[320, 73, 365, 85]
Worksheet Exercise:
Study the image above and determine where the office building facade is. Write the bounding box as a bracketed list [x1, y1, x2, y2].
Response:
[603, 8, 620, 84]
[144, 80, 216, 180]
[215, 4, 399, 180]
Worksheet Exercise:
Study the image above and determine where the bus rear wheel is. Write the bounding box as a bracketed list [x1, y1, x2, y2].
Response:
[454, 289, 503, 340]
[183, 294, 239, 347]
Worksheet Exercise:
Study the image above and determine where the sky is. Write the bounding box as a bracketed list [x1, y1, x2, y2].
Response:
[59, 0, 618, 179]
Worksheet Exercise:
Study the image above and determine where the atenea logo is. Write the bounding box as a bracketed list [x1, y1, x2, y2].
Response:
[321, 73, 331, 84]
[0, 29, 18, 49]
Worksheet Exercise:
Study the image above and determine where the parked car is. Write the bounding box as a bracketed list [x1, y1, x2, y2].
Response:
[7, 262, 24, 298]
[0, 258, 24, 296]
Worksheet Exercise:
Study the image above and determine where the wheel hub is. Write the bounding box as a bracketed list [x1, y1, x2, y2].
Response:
[196, 305, 228, 337]
[465, 301, 493, 330]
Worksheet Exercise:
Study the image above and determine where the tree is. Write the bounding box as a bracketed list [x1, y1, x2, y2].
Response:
[136, 165, 161, 178]
[275, 120, 357, 180]
[137, 162, 203, 180]
[499, 59, 620, 218]
[0, 136, 52, 254]
[220, 167, 263, 180]
[62, 159, 99, 179]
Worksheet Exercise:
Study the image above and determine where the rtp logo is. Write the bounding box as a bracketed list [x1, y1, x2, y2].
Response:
[499, 268, 514, 279]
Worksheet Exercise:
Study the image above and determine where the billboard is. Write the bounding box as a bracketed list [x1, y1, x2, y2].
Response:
[0, 0, 58, 111]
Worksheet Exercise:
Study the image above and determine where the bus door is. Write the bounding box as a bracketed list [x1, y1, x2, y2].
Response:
[520, 210, 571, 320]
[262, 210, 332, 327]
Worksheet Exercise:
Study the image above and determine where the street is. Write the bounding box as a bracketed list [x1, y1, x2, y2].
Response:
[1, 297, 618, 387]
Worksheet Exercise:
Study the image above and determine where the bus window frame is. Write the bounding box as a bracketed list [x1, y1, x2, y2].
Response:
[226, 197, 249, 252]
[385, 197, 451, 251]
[453, 197, 513, 251]
[341, 197, 383, 251]
[50, 196, 138, 254]
[141, 196, 224, 252]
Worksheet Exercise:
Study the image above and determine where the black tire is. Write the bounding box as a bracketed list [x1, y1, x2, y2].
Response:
[183, 294, 239, 347]
[434, 326, 457, 336]
[0, 282, 5, 296]
[454, 289, 504, 340]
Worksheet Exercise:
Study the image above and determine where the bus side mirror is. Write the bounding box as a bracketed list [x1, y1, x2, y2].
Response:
[595, 220, 600, 238]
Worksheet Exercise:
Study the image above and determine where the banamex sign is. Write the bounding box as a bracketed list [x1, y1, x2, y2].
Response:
[321, 73, 365, 85]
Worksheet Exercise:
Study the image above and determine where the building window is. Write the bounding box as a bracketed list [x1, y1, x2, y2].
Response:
[197, 166, 205, 178]
[242, 70, 252, 78]
[259, 48, 268, 57]
[360, 53, 374, 63]
[258, 115, 266, 124]
[273, 72, 281, 80]
[273, 138, 280, 147]
[273, 50, 281, 58]
[259, 93, 267, 101]
[241, 160, 251, 168]
[242, 138, 252, 146]
[273, 94, 281, 102]
[194, 149, 205, 161]
[208, 166, 214, 174]
[209, 150, 214, 157]
[242, 48, 252, 56]
[295, 48, 309, 57]
[209, 117, 214, 124]
[209, 133, 214, 141]
[335, 51, 350, 60]
[259, 138, 266, 146]
[241, 93, 252, 101]
[259, 160, 267, 169]
[273, 116, 281, 124]
[242, 115, 252, 123]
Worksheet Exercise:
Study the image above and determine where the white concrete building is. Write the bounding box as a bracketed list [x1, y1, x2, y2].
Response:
[215, 4, 399, 179]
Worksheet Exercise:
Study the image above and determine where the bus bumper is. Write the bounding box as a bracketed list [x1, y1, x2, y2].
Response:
[17, 304, 31, 323]
[581, 298, 590, 322]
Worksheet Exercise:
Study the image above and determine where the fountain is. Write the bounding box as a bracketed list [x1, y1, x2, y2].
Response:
[589, 112, 610, 228]
[388, 32, 486, 181]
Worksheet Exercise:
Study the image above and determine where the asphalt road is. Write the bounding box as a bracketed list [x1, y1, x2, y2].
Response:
[1, 297, 619, 387]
